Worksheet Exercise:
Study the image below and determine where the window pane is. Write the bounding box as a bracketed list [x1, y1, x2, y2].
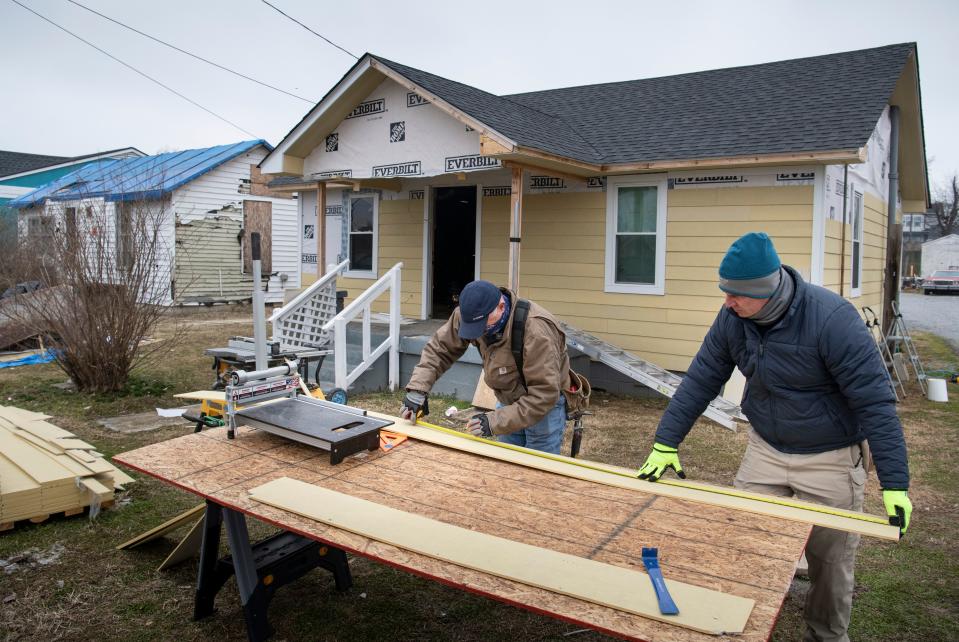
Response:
[617, 186, 657, 233]
[351, 198, 373, 232]
[350, 233, 373, 271]
[852, 241, 861, 288]
[615, 235, 656, 284]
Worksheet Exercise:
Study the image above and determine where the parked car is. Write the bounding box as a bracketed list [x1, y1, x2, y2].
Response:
[922, 269, 959, 295]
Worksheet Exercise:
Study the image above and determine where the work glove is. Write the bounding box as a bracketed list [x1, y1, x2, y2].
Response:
[882, 489, 913, 534]
[466, 413, 492, 438]
[637, 442, 686, 482]
[400, 390, 429, 423]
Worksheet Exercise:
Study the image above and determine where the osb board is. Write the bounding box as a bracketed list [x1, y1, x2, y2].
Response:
[471, 373, 498, 410]
[114, 426, 810, 642]
[251, 478, 753, 635]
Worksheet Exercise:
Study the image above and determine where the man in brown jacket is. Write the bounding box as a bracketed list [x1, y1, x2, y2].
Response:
[401, 280, 571, 453]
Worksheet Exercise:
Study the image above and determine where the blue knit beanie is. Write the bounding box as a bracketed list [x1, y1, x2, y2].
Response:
[718, 232, 782, 297]
[719, 233, 781, 280]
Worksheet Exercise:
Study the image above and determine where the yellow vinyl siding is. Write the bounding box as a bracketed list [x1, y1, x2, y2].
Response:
[821, 193, 888, 323]
[337, 198, 422, 317]
[482, 186, 813, 372]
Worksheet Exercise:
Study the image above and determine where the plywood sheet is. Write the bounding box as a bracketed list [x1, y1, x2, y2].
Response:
[117, 504, 206, 550]
[113, 424, 810, 642]
[157, 516, 204, 571]
[374, 414, 898, 540]
[470, 373, 498, 410]
[251, 477, 754, 635]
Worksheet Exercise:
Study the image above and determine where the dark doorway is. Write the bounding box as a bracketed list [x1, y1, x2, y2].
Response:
[432, 186, 477, 319]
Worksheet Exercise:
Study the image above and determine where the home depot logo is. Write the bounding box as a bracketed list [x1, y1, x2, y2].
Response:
[346, 99, 386, 119]
[372, 161, 422, 177]
[407, 92, 429, 108]
[445, 155, 501, 172]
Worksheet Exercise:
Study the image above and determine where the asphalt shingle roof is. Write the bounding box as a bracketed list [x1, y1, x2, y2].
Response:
[0, 151, 71, 178]
[373, 43, 915, 166]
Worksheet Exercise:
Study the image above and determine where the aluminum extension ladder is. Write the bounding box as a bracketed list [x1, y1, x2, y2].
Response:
[886, 300, 927, 395]
[862, 306, 905, 401]
[560, 323, 745, 430]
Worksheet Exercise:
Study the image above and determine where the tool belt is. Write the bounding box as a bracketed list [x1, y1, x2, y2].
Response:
[563, 369, 591, 415]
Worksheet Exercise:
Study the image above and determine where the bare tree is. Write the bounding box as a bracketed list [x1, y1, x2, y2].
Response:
[0, 184, 183, 392]
[931, 173, 959, 238]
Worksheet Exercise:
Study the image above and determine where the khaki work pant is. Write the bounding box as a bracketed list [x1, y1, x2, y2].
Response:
[735, 429, 866, 642]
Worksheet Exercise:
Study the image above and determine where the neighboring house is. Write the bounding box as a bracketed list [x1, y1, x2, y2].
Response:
[921, 234, 959, 276]
[261, 43, 927, 372]
[901, 209, 936, 278]
[0, 147, 144, 249]
[9, 140, 299, 305]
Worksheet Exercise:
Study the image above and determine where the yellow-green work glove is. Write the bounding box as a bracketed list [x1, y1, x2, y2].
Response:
[637, 442, 686, 482]
[882, 489, 912, 534]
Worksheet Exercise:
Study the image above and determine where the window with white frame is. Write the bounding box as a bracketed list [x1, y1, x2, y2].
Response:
[346, 193, 377, 277]
[850, 189, 864, 297]
[604, 175, 667, 294]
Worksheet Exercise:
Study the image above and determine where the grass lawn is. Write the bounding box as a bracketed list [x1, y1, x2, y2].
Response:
[1, 306, 957, 641]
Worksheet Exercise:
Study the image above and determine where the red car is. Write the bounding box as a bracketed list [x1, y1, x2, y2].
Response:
[922, 269, 959, 295]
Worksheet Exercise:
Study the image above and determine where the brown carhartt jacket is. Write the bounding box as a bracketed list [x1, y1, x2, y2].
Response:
[406, 289, 570, 435]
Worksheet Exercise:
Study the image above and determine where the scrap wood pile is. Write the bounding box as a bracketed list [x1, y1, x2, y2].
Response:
[0, 405, 134, 529]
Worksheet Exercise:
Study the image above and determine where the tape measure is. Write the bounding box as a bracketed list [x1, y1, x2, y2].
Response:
[413, 418, 889, 526]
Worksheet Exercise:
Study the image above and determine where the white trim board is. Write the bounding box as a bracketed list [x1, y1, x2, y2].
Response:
[250, 477, 754, 635]
[811, 167, 826, 285]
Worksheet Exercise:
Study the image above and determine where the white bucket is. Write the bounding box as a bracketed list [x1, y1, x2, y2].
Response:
[927, 378, 949, 403]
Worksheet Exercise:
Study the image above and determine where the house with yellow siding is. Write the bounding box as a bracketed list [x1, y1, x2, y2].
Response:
[261, 43, 927, 375]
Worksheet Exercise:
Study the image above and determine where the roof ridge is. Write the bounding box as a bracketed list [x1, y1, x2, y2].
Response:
[505, 42, 916, 99]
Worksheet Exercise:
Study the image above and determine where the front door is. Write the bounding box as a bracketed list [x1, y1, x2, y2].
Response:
[431, 186, 477, 318]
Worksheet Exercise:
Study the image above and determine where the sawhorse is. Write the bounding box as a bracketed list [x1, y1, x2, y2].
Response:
[193, 500, 352, 641]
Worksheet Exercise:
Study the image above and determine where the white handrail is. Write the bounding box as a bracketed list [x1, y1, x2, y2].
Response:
[323, 262, 403, 391]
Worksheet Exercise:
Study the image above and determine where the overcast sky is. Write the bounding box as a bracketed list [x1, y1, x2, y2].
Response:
[2, 0, 956, 192]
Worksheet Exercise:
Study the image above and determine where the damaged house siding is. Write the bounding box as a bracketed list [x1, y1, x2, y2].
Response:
[170, 147, 299, 304]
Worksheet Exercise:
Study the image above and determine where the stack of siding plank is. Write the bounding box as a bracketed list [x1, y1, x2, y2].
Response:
[0, 405, 134, 529]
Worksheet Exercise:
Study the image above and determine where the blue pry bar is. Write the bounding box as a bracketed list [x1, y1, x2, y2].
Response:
[641, 547, 680, 615]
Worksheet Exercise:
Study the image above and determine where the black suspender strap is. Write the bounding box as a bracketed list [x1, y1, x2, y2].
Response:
[511, 299, 531, 388]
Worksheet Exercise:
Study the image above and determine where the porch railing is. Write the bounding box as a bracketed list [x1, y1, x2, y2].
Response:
[270, 260, 348, 351]
[324, 262, 403, 391]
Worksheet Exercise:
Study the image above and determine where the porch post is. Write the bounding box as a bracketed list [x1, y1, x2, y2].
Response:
[508, 166, 523, 291]
[317, 183, 326, 272]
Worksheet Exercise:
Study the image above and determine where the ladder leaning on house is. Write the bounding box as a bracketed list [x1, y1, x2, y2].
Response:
[560, 323, 746, 430]
[862, 306, 905, 401]
[886, 300, 927, 395]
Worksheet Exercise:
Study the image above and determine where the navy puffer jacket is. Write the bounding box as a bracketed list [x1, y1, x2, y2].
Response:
[656, 266, 909, 489]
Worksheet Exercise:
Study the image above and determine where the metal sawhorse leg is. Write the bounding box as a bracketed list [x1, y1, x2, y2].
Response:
[193, 500, 352, 641]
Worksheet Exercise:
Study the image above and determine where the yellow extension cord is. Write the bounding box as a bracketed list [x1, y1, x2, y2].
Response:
[411, 417, 890, 527]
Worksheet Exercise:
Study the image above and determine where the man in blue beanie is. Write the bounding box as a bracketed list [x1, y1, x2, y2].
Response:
[400, 280, 574, 454]
[637, 232, 911, 642]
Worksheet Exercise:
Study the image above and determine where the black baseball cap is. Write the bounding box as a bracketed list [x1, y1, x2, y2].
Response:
[457, 280, 501, 339]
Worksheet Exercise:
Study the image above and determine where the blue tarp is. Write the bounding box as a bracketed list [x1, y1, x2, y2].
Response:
[0, 350, 56, 369]
[8, 140, 271, 208]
